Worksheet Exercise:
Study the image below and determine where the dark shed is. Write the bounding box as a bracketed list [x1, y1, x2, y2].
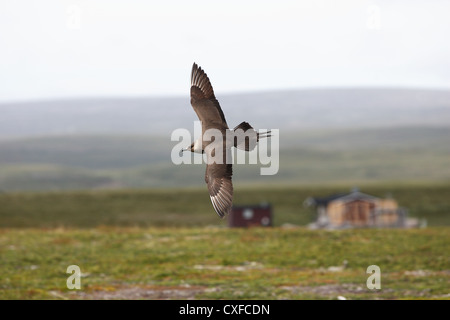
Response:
[228, 203, 272, 228]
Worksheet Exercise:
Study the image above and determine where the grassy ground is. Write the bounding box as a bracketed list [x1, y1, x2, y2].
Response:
[1, 183, 450, 228]
[1, 184, 449, 300]
[0, 227, 448, 300]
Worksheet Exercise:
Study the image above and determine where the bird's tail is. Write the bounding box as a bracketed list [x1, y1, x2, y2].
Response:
[233, 122, 271, 151]
[257, 130, 272, 141]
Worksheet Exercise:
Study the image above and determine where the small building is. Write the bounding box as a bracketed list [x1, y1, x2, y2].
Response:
[304, 188, 417, 229]
[228, 203, 272, 228]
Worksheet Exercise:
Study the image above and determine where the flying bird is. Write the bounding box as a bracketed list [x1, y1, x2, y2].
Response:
[182, 63, 270, 218]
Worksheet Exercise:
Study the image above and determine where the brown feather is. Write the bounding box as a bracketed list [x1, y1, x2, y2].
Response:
[205, 163, 233, 218]
[190, 63, 228, 128]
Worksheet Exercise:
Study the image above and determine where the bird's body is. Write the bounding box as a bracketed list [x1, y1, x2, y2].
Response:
[184, 63, 270, 218]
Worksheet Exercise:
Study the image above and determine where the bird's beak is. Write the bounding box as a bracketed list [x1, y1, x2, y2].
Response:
[179, 147, 189, 156]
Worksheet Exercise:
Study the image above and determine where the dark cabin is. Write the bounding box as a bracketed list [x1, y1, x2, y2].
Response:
[228, 203, 272, 228]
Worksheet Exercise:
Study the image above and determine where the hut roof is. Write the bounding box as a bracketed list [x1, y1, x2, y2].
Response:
[305, 190, 379, 207]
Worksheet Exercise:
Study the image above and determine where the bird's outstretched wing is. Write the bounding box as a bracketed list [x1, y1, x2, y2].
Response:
[190, 63, 228, 129]
[205, 152, 233, 218]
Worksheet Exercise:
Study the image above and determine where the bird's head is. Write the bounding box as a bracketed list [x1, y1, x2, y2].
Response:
[180, 142, 194, 156]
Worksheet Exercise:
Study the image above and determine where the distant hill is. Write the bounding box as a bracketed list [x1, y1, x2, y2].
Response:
[1, 87, 449, 190]
[0, 127, 449, 191]
[1, 88, 450, 138]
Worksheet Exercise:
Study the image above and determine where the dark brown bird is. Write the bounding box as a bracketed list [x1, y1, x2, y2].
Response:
[182, 63, 270, 218]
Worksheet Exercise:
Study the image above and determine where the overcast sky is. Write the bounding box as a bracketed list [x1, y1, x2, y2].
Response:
[1, 0, 449, 102]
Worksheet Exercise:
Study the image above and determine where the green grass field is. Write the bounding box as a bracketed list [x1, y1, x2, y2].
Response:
[1, 227, 449, 300]
[1, 183, 450, 228]
[0, 184, 449, 300]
